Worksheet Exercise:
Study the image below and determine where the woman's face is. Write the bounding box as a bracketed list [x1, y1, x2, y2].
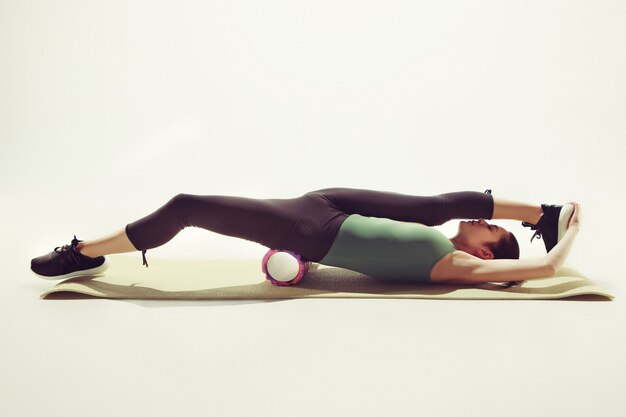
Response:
[457, 218, 507, 253]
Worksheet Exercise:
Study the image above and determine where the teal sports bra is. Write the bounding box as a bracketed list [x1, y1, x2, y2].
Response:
[318, 214, 458, 283]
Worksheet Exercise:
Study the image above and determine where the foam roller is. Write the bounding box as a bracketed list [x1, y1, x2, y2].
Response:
[261, 249, 311, 286]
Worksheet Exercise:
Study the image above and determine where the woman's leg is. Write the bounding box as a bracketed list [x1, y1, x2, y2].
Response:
[76, 228, 135, 258]
[76, 192, 346, 264]
[492, 196, 543, 224]
[311, 187, 544, 225]
[309, 187, 494, 226]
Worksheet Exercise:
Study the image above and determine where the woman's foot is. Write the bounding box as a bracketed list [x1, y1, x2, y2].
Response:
[30, 235, 109, 280]
[521, 203, 575, 253]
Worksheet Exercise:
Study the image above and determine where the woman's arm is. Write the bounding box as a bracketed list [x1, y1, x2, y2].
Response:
[545, 202, 581, 272]
[440, 254, 555, 284]
[438, 203, 581, 285]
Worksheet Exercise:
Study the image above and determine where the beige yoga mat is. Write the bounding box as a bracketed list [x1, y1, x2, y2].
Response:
[40, 254, 614, 300]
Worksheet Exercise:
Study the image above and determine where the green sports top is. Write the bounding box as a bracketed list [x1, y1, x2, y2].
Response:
[318, 214, 458, 283]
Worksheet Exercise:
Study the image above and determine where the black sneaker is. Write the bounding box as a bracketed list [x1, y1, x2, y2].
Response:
[521, 203, 575, 253]
[30, 235, 109, 280]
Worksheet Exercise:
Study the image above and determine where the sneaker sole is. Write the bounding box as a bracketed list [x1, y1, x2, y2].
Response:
[557, 203, 575, 243]
[31, 257, 110, 281]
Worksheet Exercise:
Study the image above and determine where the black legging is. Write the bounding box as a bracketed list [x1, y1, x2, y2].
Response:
[125, 187, 494, 266]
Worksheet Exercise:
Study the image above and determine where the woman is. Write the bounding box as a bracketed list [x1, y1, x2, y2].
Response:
[30, 187, 580, 285]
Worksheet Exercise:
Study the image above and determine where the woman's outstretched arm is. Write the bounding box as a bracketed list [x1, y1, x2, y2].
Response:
[436, 203, 581, 284]
[545, 202, 581, 273]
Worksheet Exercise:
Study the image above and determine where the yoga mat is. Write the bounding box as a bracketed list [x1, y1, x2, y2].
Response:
[40, 255, 614, 300]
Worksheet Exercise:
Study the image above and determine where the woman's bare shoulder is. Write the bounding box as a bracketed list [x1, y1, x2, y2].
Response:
[430, 250, 477, 282]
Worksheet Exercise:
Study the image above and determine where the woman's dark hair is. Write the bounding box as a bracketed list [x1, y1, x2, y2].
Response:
[488, 231, 520, 260]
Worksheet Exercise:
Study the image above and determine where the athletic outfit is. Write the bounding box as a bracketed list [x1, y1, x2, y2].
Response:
[124, 187, 494, 283]
[318, 214, 457, 282]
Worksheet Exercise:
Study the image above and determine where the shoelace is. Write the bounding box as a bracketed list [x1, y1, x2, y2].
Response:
[142, 249, 149, 267]
[522, 221, 543, 243]
[54, 243, 83, 268]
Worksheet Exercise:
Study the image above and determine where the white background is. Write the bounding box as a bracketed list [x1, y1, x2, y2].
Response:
[1, 0, 625, 416]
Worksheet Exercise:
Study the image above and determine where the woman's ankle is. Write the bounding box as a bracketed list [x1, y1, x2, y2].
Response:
[525, 209, 543, 225]
[75, 242, 99, 258]
[492, 196, 543, 224]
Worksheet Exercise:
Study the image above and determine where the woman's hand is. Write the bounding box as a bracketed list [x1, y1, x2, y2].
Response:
[566, 201, 581, 230]
[545, 202, 581, 273]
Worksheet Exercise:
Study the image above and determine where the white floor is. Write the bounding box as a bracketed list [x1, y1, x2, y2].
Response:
[2, 241, 624, 417]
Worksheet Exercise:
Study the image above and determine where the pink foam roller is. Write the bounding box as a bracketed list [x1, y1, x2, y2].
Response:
[261, 249, 311, 286]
